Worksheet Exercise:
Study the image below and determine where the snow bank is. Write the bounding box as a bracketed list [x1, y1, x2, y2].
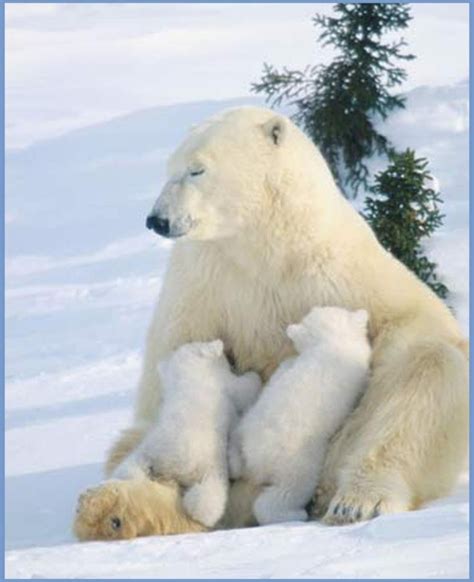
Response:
[5, 480, 469, 579]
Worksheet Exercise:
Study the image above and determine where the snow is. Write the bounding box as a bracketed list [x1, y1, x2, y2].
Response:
[6, 4, 469, 149]
[5, 492, 470, 579]
[5, 82, 469, 578]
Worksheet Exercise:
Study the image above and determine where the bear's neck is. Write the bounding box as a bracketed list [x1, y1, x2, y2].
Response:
[215, 187, 360, 280]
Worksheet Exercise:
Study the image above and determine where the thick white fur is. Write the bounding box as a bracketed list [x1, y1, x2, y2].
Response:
[229, 306, 371, 525]
[102, 106, 468, 531]
[114, 340, 261, 528]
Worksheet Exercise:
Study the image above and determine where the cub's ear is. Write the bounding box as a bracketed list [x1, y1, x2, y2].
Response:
[353, 309, 369, 327]
[262, 116, 286, 146]
[204, 339, 224, 358]
[286, 323, 303, 341]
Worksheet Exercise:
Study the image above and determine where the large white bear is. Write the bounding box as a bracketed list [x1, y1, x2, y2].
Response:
[74, 107, 468, 540]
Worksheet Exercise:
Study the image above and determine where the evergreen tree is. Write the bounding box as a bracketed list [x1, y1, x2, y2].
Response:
[364, 149, 448, 298]
[252, 3, 414, 197]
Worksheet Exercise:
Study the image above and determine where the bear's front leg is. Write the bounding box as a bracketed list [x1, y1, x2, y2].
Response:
[312, 340, 468, 525]
[74, 478, 206, 541]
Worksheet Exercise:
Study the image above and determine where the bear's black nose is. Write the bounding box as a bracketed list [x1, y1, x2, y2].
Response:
[146, 215, 170, 237]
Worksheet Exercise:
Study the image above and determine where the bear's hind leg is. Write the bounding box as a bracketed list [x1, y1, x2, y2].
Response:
[323, 466, 411, 525]
[320, 340, 468, 525]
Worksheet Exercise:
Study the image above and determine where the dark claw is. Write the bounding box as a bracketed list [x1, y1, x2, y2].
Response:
[342, 506, 348, 516]
[372, 501, 382, 518]
[333, 503, 340, 515]
[356, 508, 362, 520]
[306, 497, 316, 513]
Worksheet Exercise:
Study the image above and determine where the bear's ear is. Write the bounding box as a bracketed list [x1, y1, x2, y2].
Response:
[262, 116, 286, 146]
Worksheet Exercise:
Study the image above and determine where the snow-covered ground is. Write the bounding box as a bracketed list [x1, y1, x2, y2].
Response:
[5, 82, 469, 578]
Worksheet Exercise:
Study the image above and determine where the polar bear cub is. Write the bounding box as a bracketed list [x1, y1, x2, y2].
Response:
[229, 306, 371, 525]
[114, 340, 261, 528]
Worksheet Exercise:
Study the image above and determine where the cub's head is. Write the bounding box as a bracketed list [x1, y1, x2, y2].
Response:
[287, 306, 369, 352]
[159, 340, 225, 378]
[180, 339, 225, 360]
[146, 107, 317, 241]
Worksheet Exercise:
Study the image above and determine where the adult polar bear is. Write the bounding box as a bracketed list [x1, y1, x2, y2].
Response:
[86, 106, 468, 536]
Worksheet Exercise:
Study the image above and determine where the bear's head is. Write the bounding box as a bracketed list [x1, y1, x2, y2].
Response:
[287, 306, 369, 352]
[146, 107, 335, 242]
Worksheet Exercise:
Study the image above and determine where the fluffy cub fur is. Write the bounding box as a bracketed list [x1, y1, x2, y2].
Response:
[114, 339, 261, 528]
[229, 306, 371, 525]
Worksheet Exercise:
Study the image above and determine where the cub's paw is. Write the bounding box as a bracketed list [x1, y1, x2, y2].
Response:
[322, 489, 409, 526]
[73, 481, 138, 541]
[183, 486, 221, 528]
